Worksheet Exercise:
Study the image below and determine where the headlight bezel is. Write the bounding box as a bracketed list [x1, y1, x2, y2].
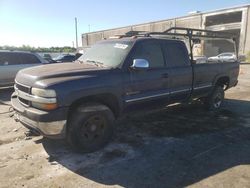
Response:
[31, 88, 57, 98]
[31, 88, 57, 110]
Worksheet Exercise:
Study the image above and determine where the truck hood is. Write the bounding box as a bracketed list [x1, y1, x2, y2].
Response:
[15, 62, 109, 87]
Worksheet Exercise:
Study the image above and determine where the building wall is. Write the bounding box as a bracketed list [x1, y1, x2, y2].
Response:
[82, 5, 250, 56]
[175, 15, 201, 28]
[150, 20, 175, 31]
[103, 27, 132, 39]
[244, 6, 250, 54]
[81, 16, 201, 47]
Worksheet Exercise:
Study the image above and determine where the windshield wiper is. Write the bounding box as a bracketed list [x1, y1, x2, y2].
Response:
[86, 60, 105, 67]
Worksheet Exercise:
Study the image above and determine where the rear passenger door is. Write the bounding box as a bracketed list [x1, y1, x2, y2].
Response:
[124, 40, 170, 107]
[163, 41, 192, 102]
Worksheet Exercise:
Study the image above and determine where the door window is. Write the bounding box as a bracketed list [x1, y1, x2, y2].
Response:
[19, 54, 41, 64]
[132, 41, 165, 68]
[0, 52, 19, 65]
[0, 52, 41, 65]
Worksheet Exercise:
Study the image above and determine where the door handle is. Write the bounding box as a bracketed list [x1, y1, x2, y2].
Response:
[162, 73, 169, 78]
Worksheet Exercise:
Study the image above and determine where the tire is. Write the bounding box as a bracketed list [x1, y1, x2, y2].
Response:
[67, 103, 115, 153]
[204, 86, 225, 111]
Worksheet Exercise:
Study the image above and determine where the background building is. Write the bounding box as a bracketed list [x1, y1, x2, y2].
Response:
[82, 4, 250, 56]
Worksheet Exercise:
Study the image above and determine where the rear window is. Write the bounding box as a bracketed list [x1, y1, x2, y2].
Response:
[0, 52, 41, 65]
[163, 42, 190, 67]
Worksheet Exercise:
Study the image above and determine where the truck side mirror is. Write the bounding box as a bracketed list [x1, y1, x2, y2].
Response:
[130, 59, 149, 70]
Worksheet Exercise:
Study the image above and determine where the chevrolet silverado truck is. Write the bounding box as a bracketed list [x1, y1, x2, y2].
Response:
[11, 28, 239, 152]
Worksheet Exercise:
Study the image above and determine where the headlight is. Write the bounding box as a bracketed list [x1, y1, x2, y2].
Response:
[31, 88, 56, 98]
[31, 88, 57, 110]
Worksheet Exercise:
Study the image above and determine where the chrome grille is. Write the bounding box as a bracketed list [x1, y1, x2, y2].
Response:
[15, 82, 31, 94]
[18, 98, 29, 107]
[15, 81, 31, 106]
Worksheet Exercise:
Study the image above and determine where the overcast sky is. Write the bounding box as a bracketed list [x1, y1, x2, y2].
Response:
[0, 0, 249, 47]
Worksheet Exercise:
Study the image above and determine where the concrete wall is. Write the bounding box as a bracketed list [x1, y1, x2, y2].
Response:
[103, 27, 131, 38]
[81, 16, 201, 47]
[244, 7, 250, 54]
[150, 20, 175, 31]
[175, 15, 201, 28]
[81, 5, 250, 56]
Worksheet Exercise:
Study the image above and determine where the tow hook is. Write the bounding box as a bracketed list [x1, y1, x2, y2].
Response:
[9, 107, 15, 118]
[13, 112, 20, 122]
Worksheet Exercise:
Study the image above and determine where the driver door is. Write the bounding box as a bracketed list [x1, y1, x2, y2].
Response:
[123, 40, 170, 109]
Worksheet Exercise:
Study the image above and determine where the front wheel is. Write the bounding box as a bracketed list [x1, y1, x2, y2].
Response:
[67, 103, 115, 153]
[204, 86, 225, 111]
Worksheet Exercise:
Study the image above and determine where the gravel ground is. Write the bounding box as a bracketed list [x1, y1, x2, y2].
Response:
[0, 64, 250, 188]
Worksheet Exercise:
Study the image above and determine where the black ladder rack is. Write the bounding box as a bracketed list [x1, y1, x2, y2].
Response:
[125, 27, 236, 39]
[123, 27, 238, 61]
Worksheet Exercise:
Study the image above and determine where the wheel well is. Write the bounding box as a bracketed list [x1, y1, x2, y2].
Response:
[68, 93, 120, 119]
[215, 76, 229, 90]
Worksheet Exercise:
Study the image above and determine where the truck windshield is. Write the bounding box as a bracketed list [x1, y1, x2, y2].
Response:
[78, 41, 133, 68]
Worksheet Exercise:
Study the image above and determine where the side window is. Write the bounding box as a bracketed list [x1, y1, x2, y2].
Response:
[0, 53, 41, 65]
[132, 41, 165, 68]
[19, 54, 41, 64]
[0, 53, 19, 65]
[164, 42, 190, 67]
[64, 55, 74, 61]
[0, 53, 8, 65]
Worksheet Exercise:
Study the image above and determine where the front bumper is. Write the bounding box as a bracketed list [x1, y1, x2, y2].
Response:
[11, 95, 68, 139]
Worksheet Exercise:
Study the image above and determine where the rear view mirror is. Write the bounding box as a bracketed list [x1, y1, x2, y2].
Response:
[130, 59, 149, 70]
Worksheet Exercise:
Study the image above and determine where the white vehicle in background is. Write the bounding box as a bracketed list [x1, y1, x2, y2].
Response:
[194, 56, 208, 64]
[0, 51, 49, 87]
[208, 52, 237, 62]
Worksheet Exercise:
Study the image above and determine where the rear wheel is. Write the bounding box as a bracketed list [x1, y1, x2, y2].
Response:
[204, 86, 224, 111]
[67, 103, 114, 153]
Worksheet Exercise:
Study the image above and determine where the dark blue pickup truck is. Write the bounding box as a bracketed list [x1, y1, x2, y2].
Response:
[11, 28, 239, 152]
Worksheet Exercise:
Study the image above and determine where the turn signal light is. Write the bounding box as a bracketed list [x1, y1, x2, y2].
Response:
[32, 102, 58, 110]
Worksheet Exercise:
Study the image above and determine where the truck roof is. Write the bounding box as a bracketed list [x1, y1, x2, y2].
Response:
[97, 36, 183, 44]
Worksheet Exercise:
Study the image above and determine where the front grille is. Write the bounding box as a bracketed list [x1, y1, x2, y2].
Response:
[15, 81, 31, 107]
[15, 82, 31, 94]
[18, 98, 29, 106]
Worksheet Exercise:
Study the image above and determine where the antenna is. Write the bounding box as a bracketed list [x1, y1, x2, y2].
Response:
[75, 17, 78, 49]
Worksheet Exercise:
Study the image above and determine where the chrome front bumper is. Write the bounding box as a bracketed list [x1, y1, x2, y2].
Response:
[11, 95, 68, 139]
[14, 112, 66, 138]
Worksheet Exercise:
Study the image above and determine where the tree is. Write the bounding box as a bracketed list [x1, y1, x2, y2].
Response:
[0, 45, 76, 53]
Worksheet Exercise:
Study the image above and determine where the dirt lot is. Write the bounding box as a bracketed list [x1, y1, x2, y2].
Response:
[0, 64, 250, 188]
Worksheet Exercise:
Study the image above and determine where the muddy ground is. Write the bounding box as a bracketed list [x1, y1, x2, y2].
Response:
[0, 64, 250, 188]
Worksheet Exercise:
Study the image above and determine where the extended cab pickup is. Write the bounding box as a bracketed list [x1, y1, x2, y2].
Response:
[11, 28, 239, 152]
